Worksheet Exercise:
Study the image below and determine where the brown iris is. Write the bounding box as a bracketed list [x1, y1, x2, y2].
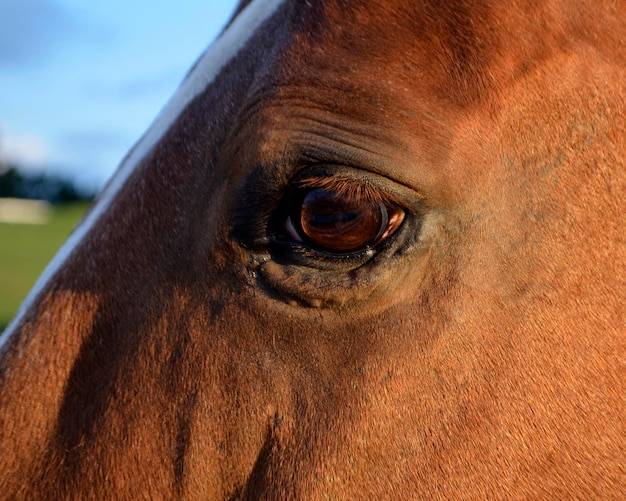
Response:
[295, 186, 405, 253]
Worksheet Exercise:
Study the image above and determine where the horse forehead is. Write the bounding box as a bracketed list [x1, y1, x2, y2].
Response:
[253, 0, 624, 101]
[226, 2, 491, 143]
[237, 0, 626, 147]
[232, 1, 506, 138]
[272, 1, 494, 92]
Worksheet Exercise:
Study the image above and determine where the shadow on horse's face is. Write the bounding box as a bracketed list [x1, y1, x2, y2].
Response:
[1, 0, 625, 498]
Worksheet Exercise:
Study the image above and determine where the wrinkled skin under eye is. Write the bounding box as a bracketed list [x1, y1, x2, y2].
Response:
[285, 185, 405, 253]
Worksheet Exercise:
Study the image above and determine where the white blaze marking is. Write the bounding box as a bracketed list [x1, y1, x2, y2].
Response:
[0, 0, 286, 347]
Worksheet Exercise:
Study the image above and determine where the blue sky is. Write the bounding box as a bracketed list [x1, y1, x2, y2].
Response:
[0, 0, 238, 193]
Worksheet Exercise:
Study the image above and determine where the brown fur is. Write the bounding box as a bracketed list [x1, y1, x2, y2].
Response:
[1, 0, 625, 498]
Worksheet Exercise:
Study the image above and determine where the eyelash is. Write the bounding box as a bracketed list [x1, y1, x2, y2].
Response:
[296, 175, 403, 207]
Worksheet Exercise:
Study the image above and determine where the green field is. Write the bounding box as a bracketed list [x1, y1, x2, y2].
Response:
[0, 203, 89, 332]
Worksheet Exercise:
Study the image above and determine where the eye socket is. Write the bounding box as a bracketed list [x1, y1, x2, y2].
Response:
[284, 181, 405, 253]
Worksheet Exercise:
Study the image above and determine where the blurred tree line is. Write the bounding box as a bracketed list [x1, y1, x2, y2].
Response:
[0, 162, 95, 204]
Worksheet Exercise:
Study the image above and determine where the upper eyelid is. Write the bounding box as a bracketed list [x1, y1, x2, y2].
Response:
[286, 164, 424, 212]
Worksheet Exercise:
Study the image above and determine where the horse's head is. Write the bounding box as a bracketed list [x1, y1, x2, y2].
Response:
[2, 0, 625, 498]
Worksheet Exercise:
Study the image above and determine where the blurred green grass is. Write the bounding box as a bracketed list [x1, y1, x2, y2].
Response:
[0, 202, 89, 332]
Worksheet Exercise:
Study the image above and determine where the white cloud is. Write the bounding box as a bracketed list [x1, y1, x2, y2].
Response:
[0, 129, 50, 171]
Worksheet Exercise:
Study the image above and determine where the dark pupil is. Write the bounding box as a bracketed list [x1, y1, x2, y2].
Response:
[299, 188, 387, 252]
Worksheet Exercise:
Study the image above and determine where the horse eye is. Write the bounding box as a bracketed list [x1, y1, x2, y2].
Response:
[285, 187, 405, 253]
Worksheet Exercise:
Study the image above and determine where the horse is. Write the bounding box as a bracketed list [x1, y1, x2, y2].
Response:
[1, 0, 625, 498]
